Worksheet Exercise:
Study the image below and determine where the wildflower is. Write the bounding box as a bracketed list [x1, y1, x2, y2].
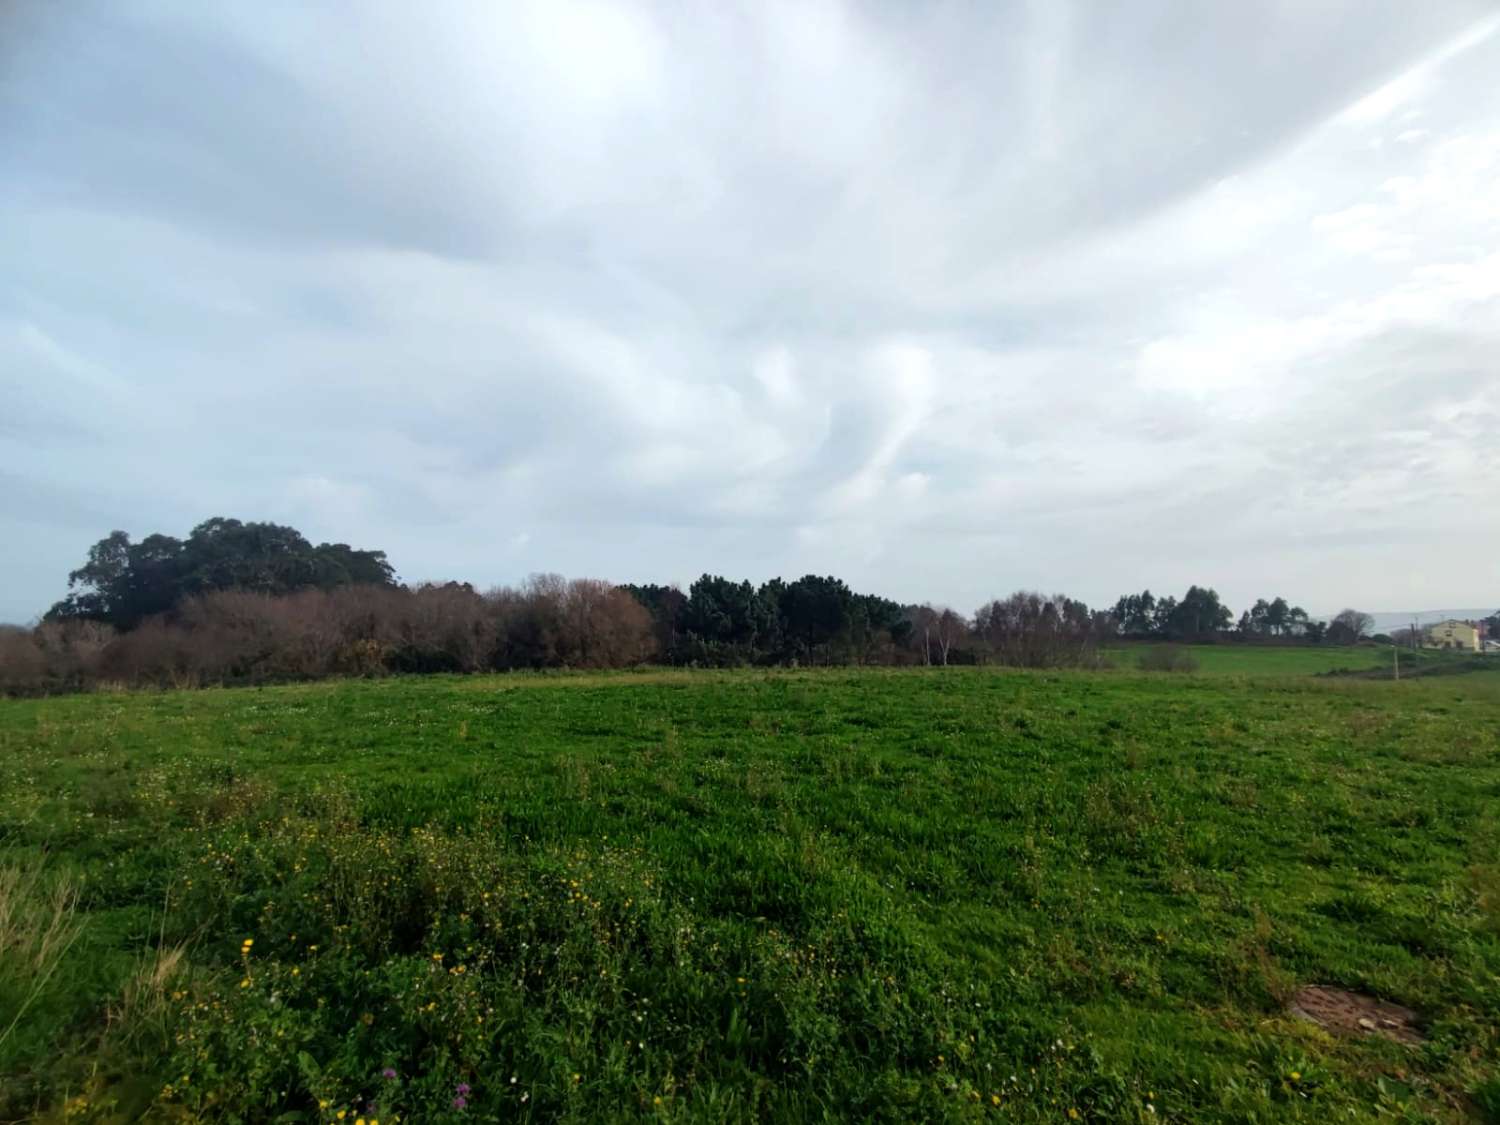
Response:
[1290, 1072, 1301, 1082]
[653, 1096, 662, 1106]
[573, 1073, 581, 1083]
[336, 1112, 346, 1120]
[355, 1119, 365, 1125]
[239, 978, 251, 989]
[992, 1094, 1000, 1105]
[1069, 1111, 1080, 1120]
[452, 1097, 467, 1110]
[382, 1068, 397, 1080]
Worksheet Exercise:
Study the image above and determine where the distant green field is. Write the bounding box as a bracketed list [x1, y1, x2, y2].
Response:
[2, 661, 1498, 1122]
[1103, 643, 1401, 676]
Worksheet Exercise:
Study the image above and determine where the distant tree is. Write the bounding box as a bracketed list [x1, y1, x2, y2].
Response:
[974, 591, 1101, 668]
[1163, 586, 1232, 640]
[621, 583, 688, 663]
[682, 575, 770, 664]
[933, 607, 967, 666]
[1111, 590, 1157, 635]
[1390, 626, 1422, 650]
[1265, 597, 1290, 636]
[1244, 596, 1309, 638]
[1326, 608, 1374, 645]
[48, 518, 394, 629]
[1303, 620, 1328, 644]
[777, 575, 853, 662]
[1151, 595, 1178, 636]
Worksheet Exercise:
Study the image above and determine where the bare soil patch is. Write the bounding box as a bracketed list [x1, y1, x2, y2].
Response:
[1289, 985, 1423, 1045]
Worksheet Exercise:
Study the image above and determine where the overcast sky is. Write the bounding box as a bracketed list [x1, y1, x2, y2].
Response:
[3, 1, 1499, 624]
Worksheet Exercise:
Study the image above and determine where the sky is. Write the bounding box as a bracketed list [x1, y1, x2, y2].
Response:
[3, 1, 1499, 624]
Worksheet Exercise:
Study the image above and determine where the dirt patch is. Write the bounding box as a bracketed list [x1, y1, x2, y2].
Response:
[1289, 986, 1422, 1045]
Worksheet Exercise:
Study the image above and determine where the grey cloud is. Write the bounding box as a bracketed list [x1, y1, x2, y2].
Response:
[2, 0, 1499, 623]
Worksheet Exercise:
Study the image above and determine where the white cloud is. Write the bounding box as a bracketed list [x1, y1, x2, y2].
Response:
[3, 1, 1499, 619]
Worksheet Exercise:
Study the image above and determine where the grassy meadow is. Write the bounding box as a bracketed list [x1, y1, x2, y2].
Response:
[1, 659, 1498, 1122]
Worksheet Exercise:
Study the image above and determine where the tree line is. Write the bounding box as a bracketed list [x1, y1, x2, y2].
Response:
[0, 518, 1389, 696]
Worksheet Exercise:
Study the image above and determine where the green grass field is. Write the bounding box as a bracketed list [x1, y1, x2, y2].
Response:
[2, 660, 1498, 1122]
[1102, 643, 1433, 677]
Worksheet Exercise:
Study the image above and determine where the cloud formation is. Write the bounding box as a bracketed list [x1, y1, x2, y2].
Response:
[3, 0, 1498, 622]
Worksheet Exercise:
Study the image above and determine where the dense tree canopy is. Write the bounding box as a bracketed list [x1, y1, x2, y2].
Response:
[48, 518, 395, 629]
[3, 517, 1439, 697]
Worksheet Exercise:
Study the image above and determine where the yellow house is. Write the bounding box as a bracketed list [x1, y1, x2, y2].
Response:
[1425, 620, 1480, 651]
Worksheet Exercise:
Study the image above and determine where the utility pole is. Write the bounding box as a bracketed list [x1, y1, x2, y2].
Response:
[1393, 644, 1399, 681]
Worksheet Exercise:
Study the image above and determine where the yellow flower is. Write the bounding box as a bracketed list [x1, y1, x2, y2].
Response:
[1290, 1071, 1301, 1081]
[336, 1112, 345, 1120]
[355, 1119, 365, 1125]
[239, 978, 251, 989]
[1069, 1110, 1080, 1120]
[653, 1096, 662, 1106]
[992, 1094, 1000, 1105]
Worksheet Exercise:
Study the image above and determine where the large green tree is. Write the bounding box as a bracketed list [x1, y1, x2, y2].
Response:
[48, 518, 395, 629]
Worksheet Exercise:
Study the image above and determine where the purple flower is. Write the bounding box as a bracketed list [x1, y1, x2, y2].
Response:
[452, 1096, 468, 1110]
[382, 1068, 397, 1080]
[455, 1083, 471, 1096]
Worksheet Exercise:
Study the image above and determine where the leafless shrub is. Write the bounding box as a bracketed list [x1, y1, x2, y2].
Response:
[973, 591, 1102, 668]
